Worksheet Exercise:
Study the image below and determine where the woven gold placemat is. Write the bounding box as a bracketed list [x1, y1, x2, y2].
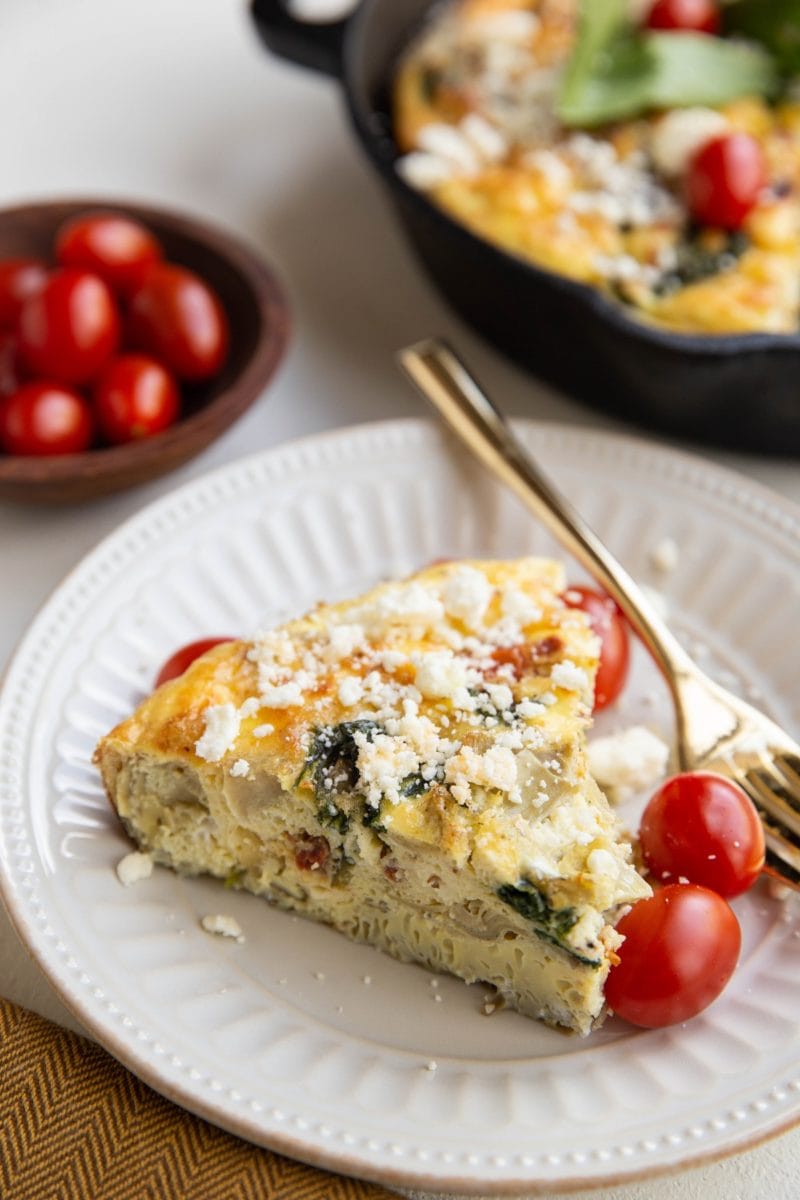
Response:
[0, 998, 395, 1200]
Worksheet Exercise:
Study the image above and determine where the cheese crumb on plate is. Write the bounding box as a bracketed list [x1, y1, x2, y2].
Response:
[115, 851, 153, 887]
[588, 726, 670, 799]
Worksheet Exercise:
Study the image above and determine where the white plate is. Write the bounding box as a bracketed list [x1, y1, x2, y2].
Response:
[2, 419, 800, 1196]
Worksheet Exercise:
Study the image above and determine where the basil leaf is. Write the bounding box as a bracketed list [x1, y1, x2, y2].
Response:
[557, 1, 778, 127]
[558, 0, 635, 125]
[646, 30, 778, 108]
[558, 32, 656, 126]
[725, 0, 800, 78]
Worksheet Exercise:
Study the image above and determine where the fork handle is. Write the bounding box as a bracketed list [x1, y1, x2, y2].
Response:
[397, 339, 695, 691]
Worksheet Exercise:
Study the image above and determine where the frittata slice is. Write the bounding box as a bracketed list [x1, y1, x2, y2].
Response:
[95, 558, 650, 1035]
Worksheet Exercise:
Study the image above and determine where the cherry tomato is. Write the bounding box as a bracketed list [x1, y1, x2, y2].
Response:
[94, 354, 180, 445]
[155, 637, 234, 688]
[127, 264, 229, 381]
[605, 884, 740, 1028]
[686, 133, 766, 229]
[17, 268, 120, 385]
[0, 259, 48, 329]
[0, 381, 93, 456]
[0, 332, 23, 397]
[645, 0, 721, 34]
[640, 771, 765, 897]
[562, 585, 630, 710]
[55, 212, 162, 297]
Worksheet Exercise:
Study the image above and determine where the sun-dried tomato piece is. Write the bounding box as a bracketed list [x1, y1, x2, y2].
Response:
[293, 833, 330, 872]
[490, 637, 564, 679]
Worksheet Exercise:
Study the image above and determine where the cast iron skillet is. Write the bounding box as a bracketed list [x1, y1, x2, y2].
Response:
[252, 0, 800, 455]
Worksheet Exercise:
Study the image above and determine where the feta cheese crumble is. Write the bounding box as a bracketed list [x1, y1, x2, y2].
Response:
[588, 726, 670, 798]
[195, 703, 241, 763]
[260, 681, 305, 709]
[201, 914, 245, 943]
[650, 537, 680, 574]
[550, 659, 591, 698]
[650, 107, 729, 177]
[414, 650, 469, 699]
[115, 851, 153, 887]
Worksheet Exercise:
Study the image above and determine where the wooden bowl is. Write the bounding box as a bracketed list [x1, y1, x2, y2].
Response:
[0, 199, 290, 504]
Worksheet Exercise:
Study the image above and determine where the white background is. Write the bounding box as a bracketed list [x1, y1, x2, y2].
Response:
[0, 1, 798, 1196]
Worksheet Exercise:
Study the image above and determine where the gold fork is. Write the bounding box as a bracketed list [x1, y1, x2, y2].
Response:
[399, 338, 800, 890]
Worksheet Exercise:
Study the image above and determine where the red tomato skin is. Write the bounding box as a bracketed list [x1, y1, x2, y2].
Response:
[55, 213, 163, 297]
[127, 264, 229, 381]
[0, 259, 48, 329]
[646, 0, 721, 33]
[0, 382, 93, 456]
[605, 884, 741, 1028]
[94, 354, 180, 445]
[17, 269, 120, 385]
[155, 637, 234, 688]
[0, 332, 24, 397]
[640, 771, 765, 897]
[562, 585, 630, 710]
[686, 134, 766, 229]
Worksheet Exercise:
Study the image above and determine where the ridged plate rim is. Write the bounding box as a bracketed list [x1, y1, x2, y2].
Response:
[1, 417, 800, 1197]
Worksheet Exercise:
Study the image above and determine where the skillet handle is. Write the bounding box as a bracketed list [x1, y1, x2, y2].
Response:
[250, 0, 352, 77]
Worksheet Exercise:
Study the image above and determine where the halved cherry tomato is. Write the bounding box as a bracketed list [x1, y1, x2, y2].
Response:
[155, 637, 234, 688]
[0, 381, 93, 456]
[55, 212, 163, 297]
[640, 771, 765, 897]
[686, 133, 766, 229]
[605, 884, 740, 1028]
[127, 264, 229, 381]
[17, 268, 120, 385]
[0, 259, 48, 329]
[645, 0, 721, 34]
[94, 354, 179, 445]
[562, 585, 630, 710]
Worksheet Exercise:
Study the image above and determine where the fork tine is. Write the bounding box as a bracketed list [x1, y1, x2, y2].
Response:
[775, 752, 800, 793]
[747, 761, 800, 829]
[722, 758, 800, 838]
[734, 770, 800, 885]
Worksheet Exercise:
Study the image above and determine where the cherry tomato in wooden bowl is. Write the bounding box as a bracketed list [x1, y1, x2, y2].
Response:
[55, 212, 162, 298]
[0, 199, 290, 504]
[0, 258, 48, 329]
[0, 382, 93, 456]
[17, 268, 120, 386]
[94, 355, 180, 445]
[127, 263, 230, 382]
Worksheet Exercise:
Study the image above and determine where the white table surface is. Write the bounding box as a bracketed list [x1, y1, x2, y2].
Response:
[1, 1, 799, 1196]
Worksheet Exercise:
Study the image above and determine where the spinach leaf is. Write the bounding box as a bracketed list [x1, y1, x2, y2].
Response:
[301, 719, 381, 833]
[725, 0, 800, 79]
[497, 881, 601, 967]
[557, 0, 777, 127]
[654, 229, 749, 295]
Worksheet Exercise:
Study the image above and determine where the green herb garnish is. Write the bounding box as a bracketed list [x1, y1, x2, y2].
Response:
[557, 0, 777, 127]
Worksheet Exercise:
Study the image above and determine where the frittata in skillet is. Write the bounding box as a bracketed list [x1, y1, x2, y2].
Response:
[394, 0, 800, 334]
[95, 558, 650, 1035]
